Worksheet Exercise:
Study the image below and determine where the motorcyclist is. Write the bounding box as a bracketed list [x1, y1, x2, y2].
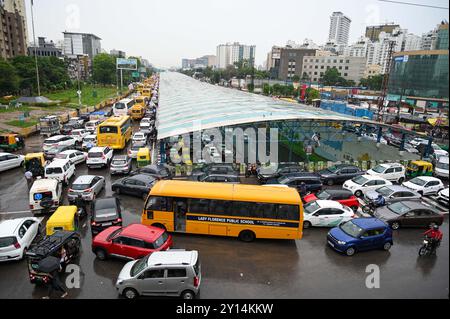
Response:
[373, 194, 386, 207]
[74, 194, 87, 218]
[423, 224, 443, 253]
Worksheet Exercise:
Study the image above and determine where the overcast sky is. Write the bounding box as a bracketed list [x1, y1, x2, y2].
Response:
[25, 0, 449, 68]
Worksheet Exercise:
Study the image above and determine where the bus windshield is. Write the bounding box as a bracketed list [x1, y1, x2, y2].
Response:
[99, 126, 118, 134]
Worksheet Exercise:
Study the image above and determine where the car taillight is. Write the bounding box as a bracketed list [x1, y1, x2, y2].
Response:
[85, 188, 92, 193]
[29, 204, 34, 209]
[115, 218, 122, 224]
[91, 221, 97, 226]
[14, 242, 21, 249]
[68, 189, 73, 193]
[194, 276, 199, 288]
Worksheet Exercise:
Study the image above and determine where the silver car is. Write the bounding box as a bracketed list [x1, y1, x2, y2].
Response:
[110, 155, 132, 175]
[116, 250, 201, 299]
[68, 175, 105, 202]
[365, 185, 421, 205]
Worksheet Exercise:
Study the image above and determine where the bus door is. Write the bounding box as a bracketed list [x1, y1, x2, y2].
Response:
[174, 199, 188, 232]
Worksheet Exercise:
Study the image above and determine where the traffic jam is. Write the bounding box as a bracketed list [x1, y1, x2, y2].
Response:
[0, 73, 449, 300]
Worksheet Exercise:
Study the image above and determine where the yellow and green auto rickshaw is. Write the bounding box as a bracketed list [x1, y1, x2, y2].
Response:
[406, 160, 433, 178]
[0, 134, 25, 152]
[46, 206, 80, 236]
[24, 153, 47, 177]
[137, 148, 151, 168]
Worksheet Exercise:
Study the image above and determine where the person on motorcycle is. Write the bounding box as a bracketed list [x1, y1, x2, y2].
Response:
[374, 194, 386, 207]
[423, 224, 443, 252]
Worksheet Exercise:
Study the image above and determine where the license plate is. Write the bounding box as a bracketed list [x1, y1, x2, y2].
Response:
[0, 256, 8, 260]
[328, 240, 335, 247]
[102, 222, 112, 226]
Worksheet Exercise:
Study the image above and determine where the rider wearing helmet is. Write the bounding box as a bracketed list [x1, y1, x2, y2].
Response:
[374, 194, 386, 207]
[423, 224, 443, 252]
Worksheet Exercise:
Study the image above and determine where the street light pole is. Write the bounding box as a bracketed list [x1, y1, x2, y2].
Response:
[30, 0, 41, 96]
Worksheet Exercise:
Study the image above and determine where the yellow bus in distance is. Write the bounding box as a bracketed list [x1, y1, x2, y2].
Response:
[142, 181, 303, 242]
[97, 116, 132, 150]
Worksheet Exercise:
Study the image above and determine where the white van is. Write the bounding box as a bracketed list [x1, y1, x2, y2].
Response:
[29, 178, 62, 214]
[44, 159, 75, 185]
[113, 98, 135, 117]
[85, 120, 101, 133]
[435, 156, 449, 179]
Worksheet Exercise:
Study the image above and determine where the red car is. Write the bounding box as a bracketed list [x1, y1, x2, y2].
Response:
[92, 224, 172, 261]
[303, 189, 360, 212]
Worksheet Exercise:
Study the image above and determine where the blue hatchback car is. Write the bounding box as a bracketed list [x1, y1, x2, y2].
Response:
[327, 218, 393, 256]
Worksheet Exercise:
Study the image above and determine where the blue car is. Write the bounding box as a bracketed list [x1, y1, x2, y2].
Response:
[327, 218, 393, 256]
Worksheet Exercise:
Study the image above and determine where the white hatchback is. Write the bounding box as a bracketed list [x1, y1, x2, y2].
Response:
[303, 200, 355, 229]
[87, 147, 114, 168]
[343, 175, 393, 197]
[0, 217, 41, 262]
[402, 176, 445, 196]
[0, 152, 24, 172]
[132, 132, 147, 144]
[367, 163, 406, 183]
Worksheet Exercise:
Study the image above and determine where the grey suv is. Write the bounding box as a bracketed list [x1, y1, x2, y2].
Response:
[116, 250, 201, 299]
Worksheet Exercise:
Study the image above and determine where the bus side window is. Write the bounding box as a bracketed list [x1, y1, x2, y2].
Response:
[146, 196, 172, 211]
[189, 199, 210, 214]
[210, 200, 232, 216]
[233, 202, 253, 217]
[253, 203, 277, 219]
[278, 205, 299, 221]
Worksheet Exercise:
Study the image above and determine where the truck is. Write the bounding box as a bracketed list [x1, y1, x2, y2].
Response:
[39, 116, 60, 138]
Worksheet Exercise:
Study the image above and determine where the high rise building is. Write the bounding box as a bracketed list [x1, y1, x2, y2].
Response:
[365, 23, 400, 42]
[110, 49, 126, 58]
[271, 47, 316, 81]
[63, 32, 102, 59]
[328, 12, 352, 46]
[27, 37, 62, 58]
[435, 22, 449, 50]
[0, 0, 27, 58]
[302, 56, 366, 84]
[216, 42, 256, 69]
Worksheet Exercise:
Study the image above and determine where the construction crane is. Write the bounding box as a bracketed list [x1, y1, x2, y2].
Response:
[377, 40, 397, 121]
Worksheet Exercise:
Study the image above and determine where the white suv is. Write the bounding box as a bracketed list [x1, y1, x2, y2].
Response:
[43, 135, 77, 152]
[87, 147, 114, 169]
[69, 129, 90, 143]
[367, 163, 406, 183]
[343, 175, 393, 197]
[45, 159, 76, 185]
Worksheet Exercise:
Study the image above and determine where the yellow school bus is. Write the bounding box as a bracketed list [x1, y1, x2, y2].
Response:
[142, 181, 303, 242]
[97, 116, 132, 150]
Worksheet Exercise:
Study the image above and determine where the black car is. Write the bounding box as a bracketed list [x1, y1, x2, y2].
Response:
[190, 163, 239, 181]
[44, 145, 73, 160]
[200, 174, 240, 184]
[131, 164, 173, 180]
[266, 173, 323, 195]
[256, 162, 302, 182]
[79, 113, 91, 122]
[316, 164, 365, 186]
[112, 174, 157, 200]
[91, 197, 122, 235]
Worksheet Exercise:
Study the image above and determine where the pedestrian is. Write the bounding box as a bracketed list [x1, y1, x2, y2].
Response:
[299, 182, 307, 196]
[25, 170, 34, 189]
[42, 269, 68, 299]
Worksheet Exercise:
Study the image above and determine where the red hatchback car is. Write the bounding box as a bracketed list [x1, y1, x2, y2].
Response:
[92, 224, 172, 261]
[303, 189, 360, 212]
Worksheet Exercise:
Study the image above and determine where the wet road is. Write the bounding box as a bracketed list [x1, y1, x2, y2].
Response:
[0, 133, 448, 299]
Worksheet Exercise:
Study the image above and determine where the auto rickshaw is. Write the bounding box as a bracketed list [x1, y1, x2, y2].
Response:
[24, 153, 47, 177]
[46, 206, 81, 236]
[26, 231, 81, 284]
[137, 148, 151, 168]
[0, 134, 25, 152]
[130, 104, 145, 120]
[406, 160, 433, 178]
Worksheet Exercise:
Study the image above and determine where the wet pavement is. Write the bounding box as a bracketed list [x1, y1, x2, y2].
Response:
[0, 133, 448, 299]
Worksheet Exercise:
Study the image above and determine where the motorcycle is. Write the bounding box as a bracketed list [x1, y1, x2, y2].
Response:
[418, 236, 440, 256]
[362, 202, 376, 215]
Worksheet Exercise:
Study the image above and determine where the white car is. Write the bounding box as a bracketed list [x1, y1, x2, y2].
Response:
[43, 135, 77, 152]
[69, 129, 90, 143]
[435, 156, 449, 179]
[0, 152, 24, 172]
[343, 175, 393, 197]
[45, 159, 76, 185]
[29, 178, 62, 213]
[409, 138, 428, 147]
[54, 150, 87, 165]
[87, 147, 114, 168]
[361, 133, 387, 145]
[85, 120, 101, 133]
[132, 132, 147, 144]
[402, 176, 445, 196]
[82, 135, 97, 150]
[303, 200, 356, 229]
[437, 188, 449, 206]
[140, 118, 154, 125]
[367, 163, 406, 183]
[140, 122, 153, 134]
[0, 217, 41, 262]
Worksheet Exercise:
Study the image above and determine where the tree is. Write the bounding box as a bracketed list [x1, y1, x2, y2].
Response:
[0, 59, 19, 95]
[306, 88, 320, 103]
[10, 56, 37, 92]
[292, 75, 300, 82]
[92, 53, 116, 85]
[359, 75, 383, 90]
[321, 67, 342, 86]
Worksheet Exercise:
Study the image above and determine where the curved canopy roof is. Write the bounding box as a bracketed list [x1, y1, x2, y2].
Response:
[157, 72, 379, 140]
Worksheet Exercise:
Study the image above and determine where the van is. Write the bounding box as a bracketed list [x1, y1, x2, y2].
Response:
[115, 250, 201, 299]
[29, 178, 62, 214]
[435, 156, 449, 179]
[44, 159, 75, 185]
[113, 98, 135, 117]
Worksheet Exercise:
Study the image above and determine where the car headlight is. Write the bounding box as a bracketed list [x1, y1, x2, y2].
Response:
[338, 241, 346, 245]
[116, 279, 123, 285]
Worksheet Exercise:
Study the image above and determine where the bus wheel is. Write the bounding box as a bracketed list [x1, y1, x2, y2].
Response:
[152, 223, 166, 231]
[239, 230, 255, 243]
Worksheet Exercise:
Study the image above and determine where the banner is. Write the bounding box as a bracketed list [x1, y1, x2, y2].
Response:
[117, 58, 138, 70]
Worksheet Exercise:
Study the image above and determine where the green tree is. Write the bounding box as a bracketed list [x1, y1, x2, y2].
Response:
[359, 75, 383, 90]
[10, 56, 37, 92]
[93, 53, 116, 85]
[321, 67, 342, 86]
[262, 83, 271, 95]
[292, 75, 300, 82]
[0, 59, 19, 95]
[306, 88, 320, 103]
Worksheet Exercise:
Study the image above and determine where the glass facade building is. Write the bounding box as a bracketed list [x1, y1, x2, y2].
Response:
[388, 51, 449, 106]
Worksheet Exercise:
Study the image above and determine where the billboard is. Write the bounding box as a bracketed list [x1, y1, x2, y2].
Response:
[117, 58, 138, 70]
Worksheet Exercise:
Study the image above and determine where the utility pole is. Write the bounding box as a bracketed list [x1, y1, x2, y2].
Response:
[30, 0, 41, 96]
